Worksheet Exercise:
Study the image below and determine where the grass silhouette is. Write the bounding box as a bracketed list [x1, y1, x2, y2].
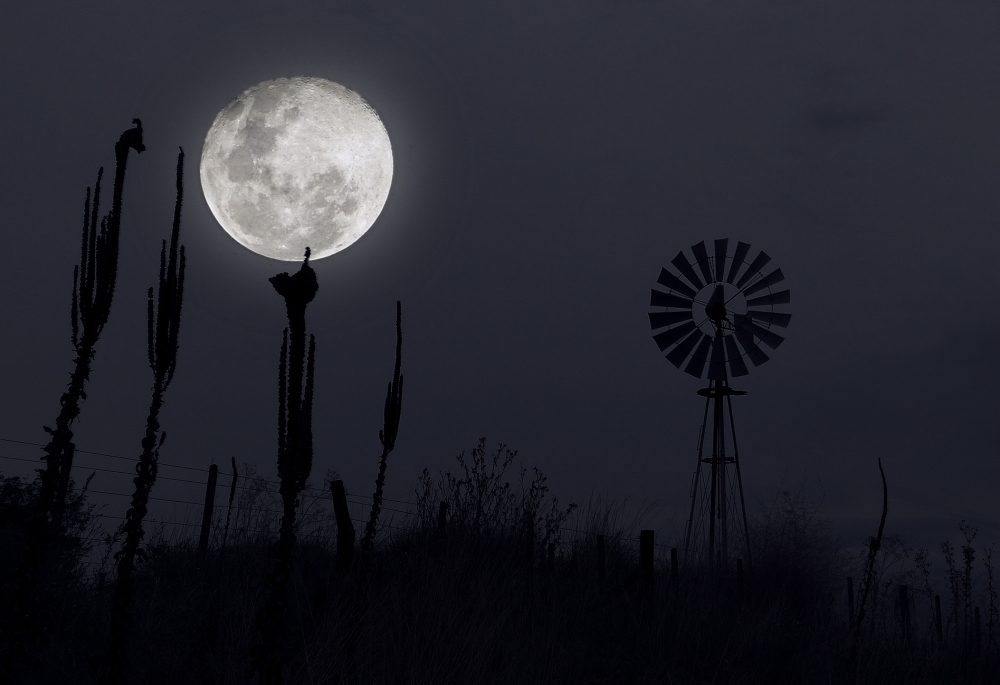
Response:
[1, 444, 998, 684]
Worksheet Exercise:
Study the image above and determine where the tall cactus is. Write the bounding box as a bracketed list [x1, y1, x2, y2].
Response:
[104, 148, 187, 685]
[344, 302, 403, 680]
[1, 119, 144, 683]
[251, 249, 318, 685]
[360, 301, 404, 565]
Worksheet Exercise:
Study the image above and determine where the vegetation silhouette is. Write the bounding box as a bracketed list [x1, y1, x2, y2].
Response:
[344, 301, 404, 678]
[0, 119, 144, 684]
[1, 116, 998, 685]
[2, 446, 998, 683]
[854, 458, 889, 649]
[251, 249, 318, 685]
[103, 148, 188, 685]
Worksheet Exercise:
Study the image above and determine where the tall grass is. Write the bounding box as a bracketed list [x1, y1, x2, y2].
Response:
[1, 442, 997, 684]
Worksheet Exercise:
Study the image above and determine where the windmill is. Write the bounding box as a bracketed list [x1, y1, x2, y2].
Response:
[648, 239, 791, 567]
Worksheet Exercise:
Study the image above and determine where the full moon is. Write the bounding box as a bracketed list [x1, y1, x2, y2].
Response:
[200, 77, 393, 261]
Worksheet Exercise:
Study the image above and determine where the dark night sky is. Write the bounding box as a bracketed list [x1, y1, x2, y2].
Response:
[0, 1, 997, 553]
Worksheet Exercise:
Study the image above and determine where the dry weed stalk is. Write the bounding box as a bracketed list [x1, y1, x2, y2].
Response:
[854, 458, 888, 648]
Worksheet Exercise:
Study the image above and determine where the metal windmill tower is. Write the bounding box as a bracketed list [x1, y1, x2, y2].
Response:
[648, 239, 791, 567]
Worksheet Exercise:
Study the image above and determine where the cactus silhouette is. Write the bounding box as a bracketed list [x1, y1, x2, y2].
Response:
[343, 302, 403, 679]
[1, 119, 144, 683]
[103, 148, 187, 685]
[251, 249, 318, 685]
[360, 301, 404, 565]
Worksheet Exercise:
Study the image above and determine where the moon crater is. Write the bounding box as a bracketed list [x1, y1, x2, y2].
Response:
[200, 77, 393, 261]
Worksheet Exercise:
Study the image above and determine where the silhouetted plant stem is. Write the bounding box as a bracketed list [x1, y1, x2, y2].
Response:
[0, 119, 144, 685]
[853, 457, 888, 652]
[221, 456, 239, 555]
[359, 301, 404, 574]
[251, 250, 317, 685]
[104, 148, 186, 685]
[344, 302, 403, 681]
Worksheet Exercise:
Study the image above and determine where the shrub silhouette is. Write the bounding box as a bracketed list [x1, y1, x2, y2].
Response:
[2, 442, 1000, 684]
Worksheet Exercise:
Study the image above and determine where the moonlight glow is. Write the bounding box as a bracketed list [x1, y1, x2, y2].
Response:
[200, 77, 393, 261]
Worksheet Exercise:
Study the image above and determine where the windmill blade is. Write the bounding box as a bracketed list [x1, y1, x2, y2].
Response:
[742, 268, 785, 297]
[684, 335, 713, 378]
[734, 325, 770, 367]
[671, 251, 705, 291]
[649, 290, 693, 309]
[738, 319, 785, 349]
[648, 310, 693, 330]
[734, 250, 772, 289]
[691, 241, 714, 285]
[746, 289, 790, 307]
[726, 241, 751, 283]
[666, 330, 704, 368]
[746, 310, 792, 327]
[656, 268, 698, 299]
[707, 336, 727, 380]
[724, 335, 750, 377]
[653, 321, 696, 351]
[714, 238, 728, 282]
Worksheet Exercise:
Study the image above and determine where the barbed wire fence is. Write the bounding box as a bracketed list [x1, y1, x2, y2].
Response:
[0, 437, 677, 579]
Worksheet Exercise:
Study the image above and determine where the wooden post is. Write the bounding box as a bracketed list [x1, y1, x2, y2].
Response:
[934, 595, 943, 643]
[197, 464, 218, 563]
[639, 530, 654, 585]
[847, 577, 855, 627]
[898, 585, 910, 638]
[547, 542, 556, 571]
[437, 501, 448, 538]
[330, 480, 354, 572]
[596, 535, 606, 586]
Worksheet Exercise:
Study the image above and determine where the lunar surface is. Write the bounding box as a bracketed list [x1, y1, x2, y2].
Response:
[200, 77, 393, 261]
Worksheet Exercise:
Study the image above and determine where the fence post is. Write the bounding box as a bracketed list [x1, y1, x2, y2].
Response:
[197, 464, 218, 563]
[597, 535, 606, 586]
[437, 501, 449, 539]
[847, 577, 855, 628]
[934, 594, 943, 643]
[670, 547, 679, 585]
[330, 480, 354, 572]
[639, 530, 654, 586]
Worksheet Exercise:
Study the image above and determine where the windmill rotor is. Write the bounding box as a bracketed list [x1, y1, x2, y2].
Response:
[649, 239, 792, 379]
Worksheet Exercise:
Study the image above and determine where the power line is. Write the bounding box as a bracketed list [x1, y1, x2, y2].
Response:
[0, 437, 416, 505]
